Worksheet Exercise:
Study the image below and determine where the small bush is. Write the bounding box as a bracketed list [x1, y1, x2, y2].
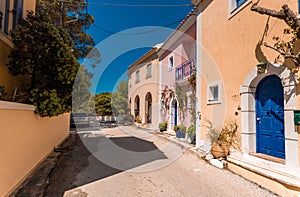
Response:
[175, 125, 186, 133]
[159, 121, 167, 131]
[187, 125, 196, 136]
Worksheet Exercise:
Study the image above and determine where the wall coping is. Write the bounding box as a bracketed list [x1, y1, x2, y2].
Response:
[0, 101, 35, 111]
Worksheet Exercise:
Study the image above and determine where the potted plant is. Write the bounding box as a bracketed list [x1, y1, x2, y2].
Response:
[174, 125, 186, 138]
[187, 125, 196, 144]
[208, 121, 238, 158]
[159, 121, 167, 132]
[135, 115, 142, 123]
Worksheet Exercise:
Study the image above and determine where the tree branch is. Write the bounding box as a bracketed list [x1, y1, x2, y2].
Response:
[264, 42, 299, 65]
[251, 3, 300, 38]
[251, 3, 285, 19]
[282, 4, 300, 28]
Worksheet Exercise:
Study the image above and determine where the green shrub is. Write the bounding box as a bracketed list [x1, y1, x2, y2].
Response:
[175, 125, 186, 133]
[159, 121, 167, 131]
[187, 125, 196, 136]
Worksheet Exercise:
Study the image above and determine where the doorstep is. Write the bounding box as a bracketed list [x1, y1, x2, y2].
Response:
[227, 152, 300, 189]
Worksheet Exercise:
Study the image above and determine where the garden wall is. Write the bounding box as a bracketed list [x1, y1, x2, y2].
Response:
[0, 101, 70, 196]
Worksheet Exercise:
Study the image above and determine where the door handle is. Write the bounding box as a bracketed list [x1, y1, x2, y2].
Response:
[257, 117, 261, 124]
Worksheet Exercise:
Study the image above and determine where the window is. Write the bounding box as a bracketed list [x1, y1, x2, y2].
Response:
[236, 0, 246, 7]
[135, 71, 140, 84]
[228, 0, 251, 18]
[168, 55, 174, 70]
[146, 63, 152, 78]
[207, 81, 221, 104]
[13, 0, 24, 29]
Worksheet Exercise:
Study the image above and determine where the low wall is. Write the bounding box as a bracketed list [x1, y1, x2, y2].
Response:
[0, 101, 70, 197]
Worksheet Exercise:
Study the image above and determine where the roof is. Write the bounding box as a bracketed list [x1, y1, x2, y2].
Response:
[127, 6, 198, 72]
[127, 43, 163, 71]
[157, 6, 198, 57]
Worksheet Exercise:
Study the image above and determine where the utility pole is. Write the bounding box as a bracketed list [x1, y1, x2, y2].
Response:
[59, 0, 65, 26]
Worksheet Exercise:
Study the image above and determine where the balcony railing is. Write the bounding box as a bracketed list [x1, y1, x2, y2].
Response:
[175, 59, 196, 82]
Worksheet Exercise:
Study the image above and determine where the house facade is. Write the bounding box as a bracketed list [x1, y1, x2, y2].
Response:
[157, 9, 197, 132]
[127, 44, 162, 129]
[192, 0, 300, 195]
[0, 0, 35, 98]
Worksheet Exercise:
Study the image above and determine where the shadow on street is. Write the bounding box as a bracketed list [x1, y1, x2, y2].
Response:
[15, 131, 167, 197]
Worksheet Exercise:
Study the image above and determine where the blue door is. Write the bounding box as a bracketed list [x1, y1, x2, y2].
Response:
[256, 75, 285, 159]
[174, 101, 178, 126]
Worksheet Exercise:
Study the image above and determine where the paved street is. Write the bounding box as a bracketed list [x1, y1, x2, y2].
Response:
[15, 126, 277, 197]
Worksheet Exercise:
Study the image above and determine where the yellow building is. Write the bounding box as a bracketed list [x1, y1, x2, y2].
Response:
[193, 0, 300, 195]
[0, 0, 36, 99]
[127, 44, 162, 129]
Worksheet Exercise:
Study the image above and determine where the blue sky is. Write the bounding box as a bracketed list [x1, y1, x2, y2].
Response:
[85, 0, 193, 93]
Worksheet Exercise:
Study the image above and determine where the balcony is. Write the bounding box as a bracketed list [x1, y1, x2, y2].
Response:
[175, 59, 195, 82]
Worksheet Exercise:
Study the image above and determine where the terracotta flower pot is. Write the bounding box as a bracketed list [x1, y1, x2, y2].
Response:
[211, 140, 230, 158]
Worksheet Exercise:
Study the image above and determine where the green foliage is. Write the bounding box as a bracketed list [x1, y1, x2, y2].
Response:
[205, 119, 221, 143]
[174, 82, 187, 118]
[187, 124, 196, 136]
[0, 85, 7, 100]
[188, 92, 197, 125]
[159, 121, 167, 131]
[111, 81, 130, 117]
[72, 65, 93, 113]
[7, 12, 80, 117]
[36, 0, 97, 60]
[174, 125, 186, 133]
[94, 92, 112, 116]
[30, 89, 65, 117]
[188, 72, 196, 90]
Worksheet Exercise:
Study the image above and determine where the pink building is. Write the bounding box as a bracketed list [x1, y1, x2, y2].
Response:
[157, 8, 197, 133]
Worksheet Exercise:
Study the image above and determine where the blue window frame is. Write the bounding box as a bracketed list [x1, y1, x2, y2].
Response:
[236, 0, 246, 7]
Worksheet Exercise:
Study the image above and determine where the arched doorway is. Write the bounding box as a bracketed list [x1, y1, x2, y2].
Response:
[145, 93, 152, 123]
[170, 98, 178, 129]
[134, 95, 140, 119]
[255, 75, 285, 159]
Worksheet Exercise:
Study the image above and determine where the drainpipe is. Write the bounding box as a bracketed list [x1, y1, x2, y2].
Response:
[195, 6, 202, 148]
[158, 60, 162, 124]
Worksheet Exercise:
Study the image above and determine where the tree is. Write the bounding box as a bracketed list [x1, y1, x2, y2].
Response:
[36, 0, 97, 60]
[251, 1, 300, 69]
[72, 65, 94, 113]
[94, 92, 113, 116]
[7, 12, 79, 117]
[111, 81, 130, 118]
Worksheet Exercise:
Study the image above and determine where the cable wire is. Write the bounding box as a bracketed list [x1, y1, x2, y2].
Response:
[88, 3, 193, 7]
[91, 18, 184, 36]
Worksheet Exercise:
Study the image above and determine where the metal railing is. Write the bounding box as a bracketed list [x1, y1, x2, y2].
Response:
[175, 59, 196, 82]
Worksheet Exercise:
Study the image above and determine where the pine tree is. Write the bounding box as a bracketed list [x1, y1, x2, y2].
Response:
[7, 12, 80, 117]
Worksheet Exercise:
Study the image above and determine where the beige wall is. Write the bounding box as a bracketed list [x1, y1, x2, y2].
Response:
[0, 101, 69, 197]
[128, 54, 161, 128]
[23, 0, 36, 15]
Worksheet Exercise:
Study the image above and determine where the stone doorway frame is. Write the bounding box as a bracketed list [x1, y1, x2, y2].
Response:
[240, 63, 299, 168]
